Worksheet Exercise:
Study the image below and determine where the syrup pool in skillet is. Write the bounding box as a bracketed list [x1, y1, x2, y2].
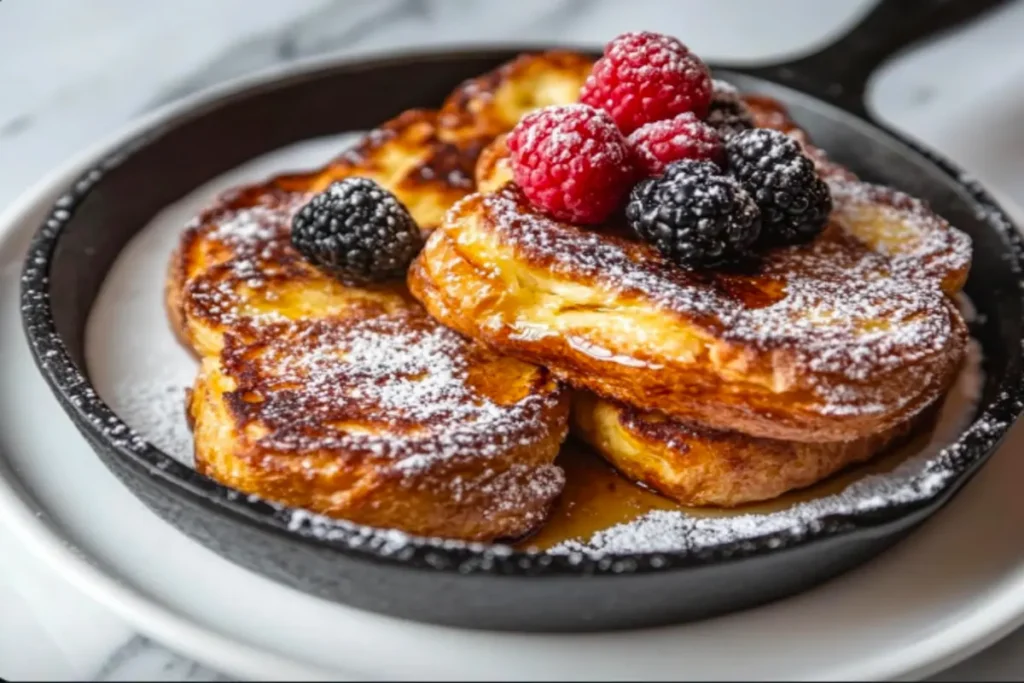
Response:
[523, 335, 982, 553]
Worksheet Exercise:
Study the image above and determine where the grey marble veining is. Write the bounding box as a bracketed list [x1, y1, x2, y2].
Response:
[147, 0, 853, 108]
[94, 638, 230, 682]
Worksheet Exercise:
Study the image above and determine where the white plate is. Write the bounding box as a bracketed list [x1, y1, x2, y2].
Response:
[4, 61, 1024, 683]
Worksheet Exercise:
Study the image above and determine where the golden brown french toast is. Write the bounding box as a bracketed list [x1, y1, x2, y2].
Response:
[168, 52, 593, 541]
[188, 312, 568, 538]
[409, 89, 971, 445]
[170, 51, 595, 356]
[529, 90, 972, 506]
[571, 391, 935, 508]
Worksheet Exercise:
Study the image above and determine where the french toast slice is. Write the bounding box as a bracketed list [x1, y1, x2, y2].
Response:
[558, 96, 971, 505]
[168, 52, 592, 541]
[570, 392, 932, 508]
[409, 86, 971, 445]
[188, 312, 568, 538]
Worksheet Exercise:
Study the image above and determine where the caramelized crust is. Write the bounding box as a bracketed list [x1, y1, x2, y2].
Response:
[190, 313, 568, 539]
[169, 51, 591, 541]
[572, 393, 931, 507]
[745, 95, 970, 294]
[410, 92, 971, 444]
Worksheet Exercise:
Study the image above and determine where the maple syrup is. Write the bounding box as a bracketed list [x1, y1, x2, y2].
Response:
[520, 421, 941, 551]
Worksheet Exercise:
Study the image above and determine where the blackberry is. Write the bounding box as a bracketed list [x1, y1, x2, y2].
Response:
[291, 178, 423, 283]
[705, 80, 754, 140]
[725, 129, 832, 246]
[626, 159, 761, 268]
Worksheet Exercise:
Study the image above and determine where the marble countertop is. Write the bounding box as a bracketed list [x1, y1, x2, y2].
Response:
[4, 0, 1024, 679]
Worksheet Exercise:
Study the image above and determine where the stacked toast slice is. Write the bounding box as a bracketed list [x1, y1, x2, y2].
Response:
[409, 61, 972, 507]
[168, 47, 973, 535]
[167, 52, 593, 540]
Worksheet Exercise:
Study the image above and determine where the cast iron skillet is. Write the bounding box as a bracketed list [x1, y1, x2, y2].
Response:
[20, 0, 1024, 631]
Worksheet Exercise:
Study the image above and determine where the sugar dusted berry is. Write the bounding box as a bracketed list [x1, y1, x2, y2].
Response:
[291, 177, 423, 283]
[705, 79, 755, 140]
[580, 31, 713, 134]
[628, 112, 724, 177]
[626, 159, 761, 268]
[725, 129, 832, 246]
[507, 103, 636, 224]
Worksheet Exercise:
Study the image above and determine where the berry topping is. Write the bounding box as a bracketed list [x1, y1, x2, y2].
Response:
[725, 129, 832, 245]
[626, 159, 761, 268]
[627, 112, 724, 177]
[291, 177, 423, 283]
[507, 103, 636, 225]
[580, 31, 713, 135]
[705, 79, 755, 140]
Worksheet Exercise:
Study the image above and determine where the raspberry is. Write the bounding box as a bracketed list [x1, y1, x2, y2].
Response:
[706, 79, 755, 140]
[507, 104, 635, 225]
[626, 160, 761, 268]
[291, 178, 423, 283]
[725, 129, 832, 246]
[627, 112, 724, 177]
[580, 31, 712, 135]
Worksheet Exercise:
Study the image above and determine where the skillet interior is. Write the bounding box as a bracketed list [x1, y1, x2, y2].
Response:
[19, 49, 1024, 630]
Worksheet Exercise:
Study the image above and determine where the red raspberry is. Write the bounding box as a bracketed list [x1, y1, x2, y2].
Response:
[507, 104, 636, 225]
[580, 32, 712, 135]
[628, 112, 724, 177]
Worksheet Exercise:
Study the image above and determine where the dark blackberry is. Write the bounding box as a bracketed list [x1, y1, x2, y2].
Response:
[291, 178, 423, 283]
[725, 128, 832, 246]
[626, 159, 761, 268]
[705, 80, 754, 140]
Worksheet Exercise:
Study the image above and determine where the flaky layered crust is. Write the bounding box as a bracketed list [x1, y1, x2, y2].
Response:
[571, 392, 937, 507]
[410, 95, 970, 443]
[410, 186, 968, 442]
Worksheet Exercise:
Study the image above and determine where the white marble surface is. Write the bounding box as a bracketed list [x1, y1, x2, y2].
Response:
[3, 0, 1024, 679]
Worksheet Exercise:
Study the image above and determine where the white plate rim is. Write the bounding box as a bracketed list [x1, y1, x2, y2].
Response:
[3, 49, 1024, 681]
[0, 94, 350, 681]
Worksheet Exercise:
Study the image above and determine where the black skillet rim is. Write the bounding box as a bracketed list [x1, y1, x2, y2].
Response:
[19, 47, 1024, 577]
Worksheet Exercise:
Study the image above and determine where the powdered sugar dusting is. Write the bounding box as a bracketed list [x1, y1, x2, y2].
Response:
[185, 175, 564, 475]
[185, 195, 309, 329]
[80, 124, 576, 549]
[744, 89, 973, 290]
[481, 184, 962, 418]
[552, 337, 986, 556]
[707, 79, 753, 134]
[104, 371, 194, 465]
[73, 78, 1014, 566]
[220, 311, 560, 470]
[207, 203, 285, 246]
[829, 178, 973, 288]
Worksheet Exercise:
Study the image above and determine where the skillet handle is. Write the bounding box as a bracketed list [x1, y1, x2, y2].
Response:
[742, 0, 1008, 118]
